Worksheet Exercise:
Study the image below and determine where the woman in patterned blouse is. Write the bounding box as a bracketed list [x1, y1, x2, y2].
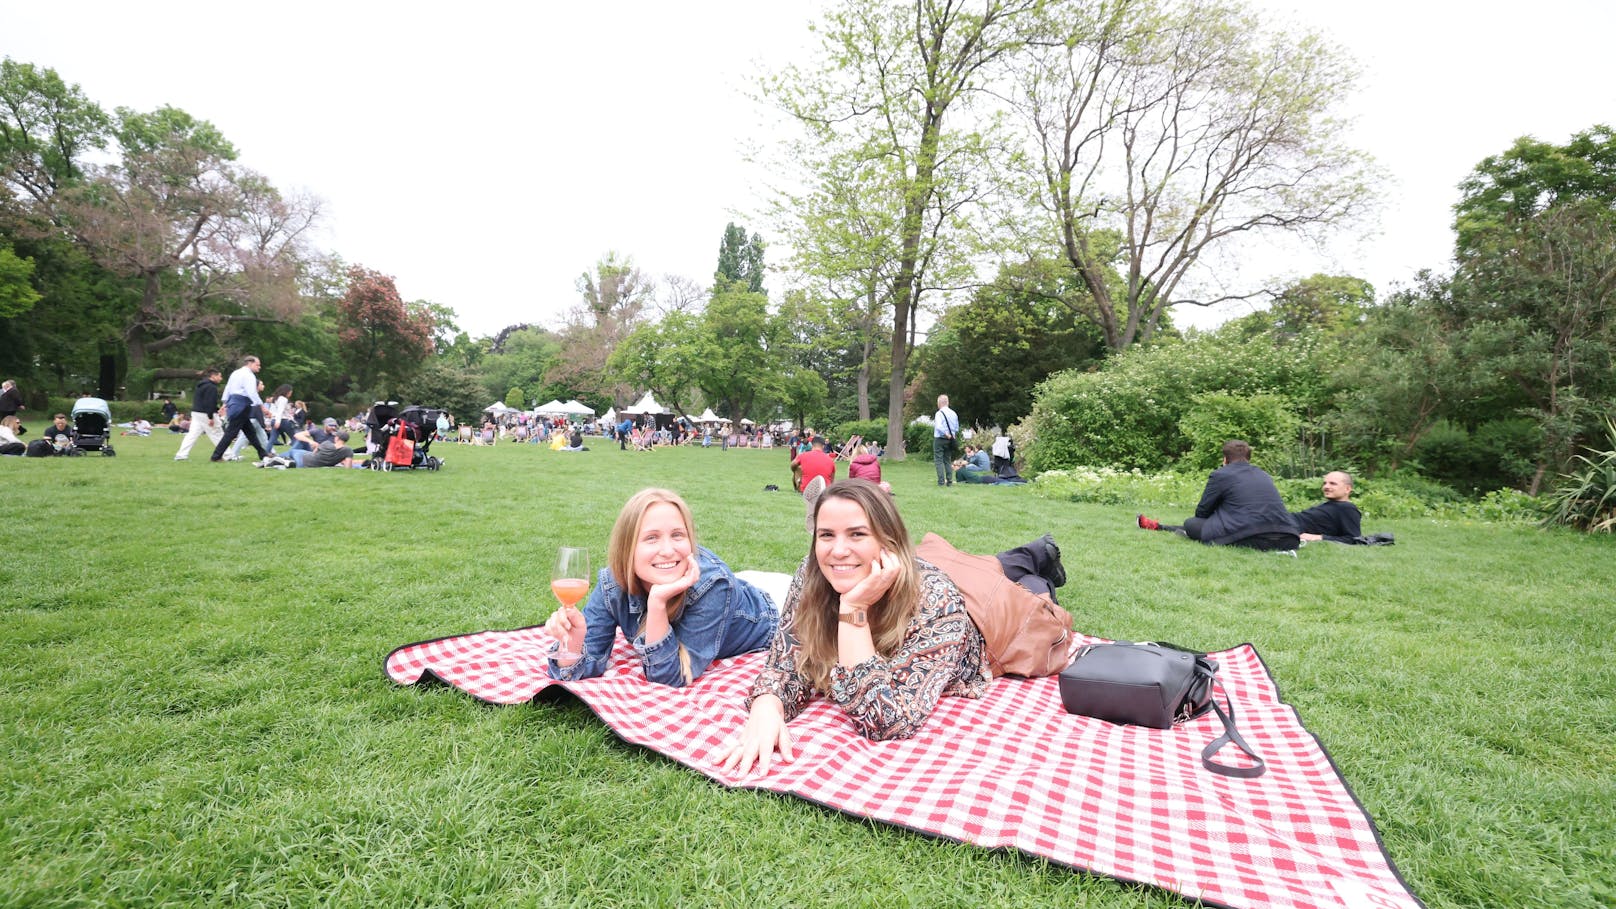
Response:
[721, 479, 989, 774]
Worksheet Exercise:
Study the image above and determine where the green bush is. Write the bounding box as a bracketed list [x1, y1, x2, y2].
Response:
[505, 385, 525, 409]
[46, 397, 167, 423]
[903, 420, 936, 457]
[1542, 419, 1616, 532]
[1021, 327, 1328, 475]
[1177, 392, 1302, 472]
[835, 419, 887, 446]
[1411, 418, 1539, 493]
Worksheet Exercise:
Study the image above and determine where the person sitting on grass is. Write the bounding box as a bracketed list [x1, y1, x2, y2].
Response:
[952, 444, 994, 484]
[543, 488, 779, 688]
[1136, 439, 1300, 552]
[845, 443, 892, 494]
[0, 415, 25, 456]
[1292, 471, 1363, 543]
[791, 437, 836, 493]
[42, 413, 76, 455]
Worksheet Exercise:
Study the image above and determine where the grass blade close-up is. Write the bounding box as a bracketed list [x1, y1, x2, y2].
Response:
[3, 434, 1613, 908]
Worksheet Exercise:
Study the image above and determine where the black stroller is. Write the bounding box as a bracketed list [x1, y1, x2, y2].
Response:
[70, 397, 116, 456]
[367, 403, 445, 471]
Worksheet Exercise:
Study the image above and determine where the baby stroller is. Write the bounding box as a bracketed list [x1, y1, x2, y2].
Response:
[368, 403, 445, 471]
[71, 397, 116, 456]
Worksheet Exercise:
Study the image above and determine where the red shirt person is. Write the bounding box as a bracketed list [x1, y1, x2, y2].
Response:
[792, 439, 837, 492]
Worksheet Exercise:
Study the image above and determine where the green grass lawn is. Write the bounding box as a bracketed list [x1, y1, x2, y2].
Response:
[4, 434, 1612, 908]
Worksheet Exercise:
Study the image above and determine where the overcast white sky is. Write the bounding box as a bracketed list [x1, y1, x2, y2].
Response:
[6, 1, 1614, 336]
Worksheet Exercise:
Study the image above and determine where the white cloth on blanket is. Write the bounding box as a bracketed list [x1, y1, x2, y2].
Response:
[734, 570, 791, 612]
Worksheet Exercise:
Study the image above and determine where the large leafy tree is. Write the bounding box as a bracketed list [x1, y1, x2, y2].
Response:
[715, 222, 765, 294]
[770, 146, 907, 422]
[550, 252, 653, 404]
[917, 260, 1106, 429]
[1449, 200, 1616, 492]
[1010, 0, 1375, 351]
[335, 265, 434, 396]
[693, 286, 777, 423]
[1453, 125, 1616, 257]
[0, 60, 125, 389]
[0, 59, 110, 208]
[765, 0, 1042, 458]
[480, 326, 563, 406]
[57, 106, 320, 371]
[608, 311, 705, 419]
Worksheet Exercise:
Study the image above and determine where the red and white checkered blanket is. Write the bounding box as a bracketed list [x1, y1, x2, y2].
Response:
[385, 628, 1422, 909]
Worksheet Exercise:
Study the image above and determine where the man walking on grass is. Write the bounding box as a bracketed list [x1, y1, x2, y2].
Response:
[175, 368, 224, 461]
[210, 356, 271, 464]
[933, 394, 959, 488]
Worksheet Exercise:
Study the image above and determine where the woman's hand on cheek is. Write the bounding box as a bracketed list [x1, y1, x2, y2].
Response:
[844, 549, 901, 607]
[648, 557, 701, 610]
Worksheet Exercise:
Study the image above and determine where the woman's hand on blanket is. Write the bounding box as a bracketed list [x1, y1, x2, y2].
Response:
[543, 605, 587, 661]
[720, 694, 793, 776]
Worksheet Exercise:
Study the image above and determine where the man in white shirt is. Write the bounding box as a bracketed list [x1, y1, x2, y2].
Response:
[209, 356, 271, 463]
[933, 394, 959, 487]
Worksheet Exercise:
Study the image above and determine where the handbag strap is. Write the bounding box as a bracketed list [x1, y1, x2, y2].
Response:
[1200, 678, 1267, 779]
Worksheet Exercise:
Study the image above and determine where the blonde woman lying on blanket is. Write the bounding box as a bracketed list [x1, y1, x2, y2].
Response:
[544, 488, 779, 687]
[721, 479, 994, 774]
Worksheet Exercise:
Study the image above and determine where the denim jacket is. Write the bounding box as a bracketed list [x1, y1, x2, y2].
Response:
[547, 546, 778, 687]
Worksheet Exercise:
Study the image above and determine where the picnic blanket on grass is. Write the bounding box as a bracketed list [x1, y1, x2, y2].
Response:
[385, 627, 1422, 909]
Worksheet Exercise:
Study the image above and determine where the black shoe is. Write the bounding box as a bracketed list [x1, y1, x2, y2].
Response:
[1040, 533, 1066, 588]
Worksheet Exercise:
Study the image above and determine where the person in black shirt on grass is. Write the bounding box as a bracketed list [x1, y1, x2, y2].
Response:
[39, 413, 75, 455]
[1291, 471, 1363, 544]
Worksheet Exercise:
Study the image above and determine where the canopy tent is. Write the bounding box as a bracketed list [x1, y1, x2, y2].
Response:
[695, 408, 725, 424]
[739, 418, 755, 426]
[535, 399, 568, 415]
[622, 391, 665, 415]
[601, 407, 617, 425]
[562, 399, 596, 416]
[485, 402, 516, 413]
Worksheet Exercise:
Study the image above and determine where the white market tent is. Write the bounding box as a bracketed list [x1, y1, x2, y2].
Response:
[695, 408, 724, 424]
[622, 391, 665, 415]
[562, 399, 596, 416]
[535, 399, 568, 415]
[485, 402, 515, 413]
[601, 407, 617, 425]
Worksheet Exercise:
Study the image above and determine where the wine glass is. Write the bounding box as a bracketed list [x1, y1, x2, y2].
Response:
[550, 547, 591, 658]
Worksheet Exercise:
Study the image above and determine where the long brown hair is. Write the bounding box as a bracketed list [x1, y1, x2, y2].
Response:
[795, 479, 921, 691]
[607, 488, 697, 683]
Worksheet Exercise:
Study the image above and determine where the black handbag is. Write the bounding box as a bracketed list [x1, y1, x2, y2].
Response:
[1059, 642, 1267, 779]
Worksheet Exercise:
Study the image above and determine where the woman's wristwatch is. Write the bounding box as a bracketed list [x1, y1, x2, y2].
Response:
[838, 603, 869, 627]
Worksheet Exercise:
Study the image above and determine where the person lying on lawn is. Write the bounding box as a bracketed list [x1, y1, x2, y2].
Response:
[1291, 470, 1363, 543]
[721, 480, 1002, 773]
[544, 488, 778, 687]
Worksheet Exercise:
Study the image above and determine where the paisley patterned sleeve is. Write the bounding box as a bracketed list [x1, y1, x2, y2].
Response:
[744, 558, 813, 721]
[826, 564, 989, 740]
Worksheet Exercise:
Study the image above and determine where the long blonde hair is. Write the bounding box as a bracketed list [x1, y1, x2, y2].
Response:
[796, 479, 921, 692]
[607, 488, 697, 683]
